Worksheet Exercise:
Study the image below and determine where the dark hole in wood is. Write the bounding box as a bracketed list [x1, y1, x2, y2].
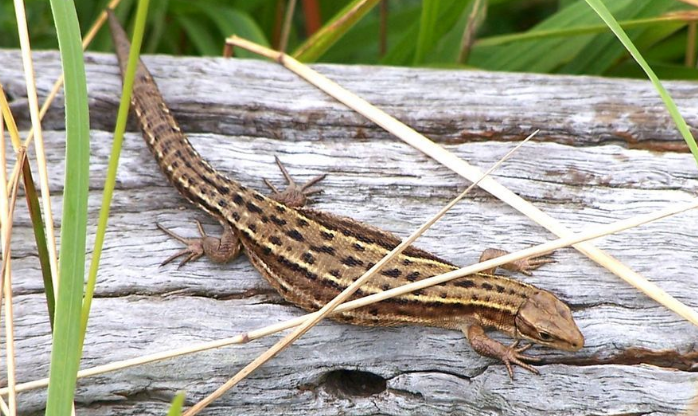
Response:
[322, 369, 386, 398]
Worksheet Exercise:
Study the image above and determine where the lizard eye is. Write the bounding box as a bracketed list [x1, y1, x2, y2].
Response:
[539, 331, 552, 341]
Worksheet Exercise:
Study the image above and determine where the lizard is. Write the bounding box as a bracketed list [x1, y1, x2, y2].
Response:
[107, 10, 583, 378]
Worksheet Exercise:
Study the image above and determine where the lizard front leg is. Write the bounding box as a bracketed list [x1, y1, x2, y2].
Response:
[264, 156, 327, 207]
[479, 248, 554, 276]
[463, 324, 541, 379]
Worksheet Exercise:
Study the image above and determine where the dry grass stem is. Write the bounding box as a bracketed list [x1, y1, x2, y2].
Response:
[12, 0, 59, 291]
[3, 195, 696, 397]
[23, 0, 123, 148]
[0, 144, 22, 416]
[278, 0, 297, 54]
[0, 118, 13, 416]
[224, 35, 698, 326]
[183, 132, 537, 415]
[0, 85, 21, 151]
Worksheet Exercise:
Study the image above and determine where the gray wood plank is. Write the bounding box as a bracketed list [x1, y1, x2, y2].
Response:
[2, 50, 697, 415]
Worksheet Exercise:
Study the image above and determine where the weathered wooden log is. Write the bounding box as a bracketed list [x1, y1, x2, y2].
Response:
[2, 49, 698, 415]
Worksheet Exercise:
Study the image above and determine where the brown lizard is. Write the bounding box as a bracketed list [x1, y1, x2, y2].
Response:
[107, 10, 583, 378]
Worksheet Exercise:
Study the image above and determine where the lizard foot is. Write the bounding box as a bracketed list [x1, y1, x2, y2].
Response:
[499, 340, 541, 379]
[264, 155, 327, 208]
[465, 324, 542, 379]
[479, 248, 555, 276]
[157, 221, 241, 268]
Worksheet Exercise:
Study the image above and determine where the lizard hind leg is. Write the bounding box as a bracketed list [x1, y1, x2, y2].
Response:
[157, 220, 242, 268]
[263, 155, 327, 208]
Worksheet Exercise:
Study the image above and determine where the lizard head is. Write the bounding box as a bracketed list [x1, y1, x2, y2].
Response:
[514, 290, 584, 351]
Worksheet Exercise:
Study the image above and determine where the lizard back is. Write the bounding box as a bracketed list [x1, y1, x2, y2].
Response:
[108, 12, 544, 336]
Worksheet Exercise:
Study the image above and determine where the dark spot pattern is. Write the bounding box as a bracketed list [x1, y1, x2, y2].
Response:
[456, 279, 475, 289]
[342, 256, 364, 267]
[246, 201, 263, 214]
[353, 243, 365, 252]
[481, 282, 493, 291]
[269, 236, 282, 246]
[286, 229, 305, 242]
[302, 252, 315, 265]
[233, 194, 244, 205]
[311, 245, 336, 256]
[254, 194, 265, 201]
[321, 231, 335, 241]
[406, 271, 420, 282]
[297, 218, 309, 227]
[381, 269, 401, 278]
[270, 215, 287, 226]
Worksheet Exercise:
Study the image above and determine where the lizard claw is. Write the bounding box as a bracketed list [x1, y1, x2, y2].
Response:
[508, 253, 555, 276]
[157, 221, 242, 267]
[501, 340, 541, 379]
[157, 222, 207, 268]
[264, 156, 327, 208]
[479, 248, 555, 276]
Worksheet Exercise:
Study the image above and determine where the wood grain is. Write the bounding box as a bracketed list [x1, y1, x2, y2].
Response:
[2, 50, 698, 415]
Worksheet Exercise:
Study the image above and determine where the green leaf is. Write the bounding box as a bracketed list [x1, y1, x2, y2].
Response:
[175, 13, 220, 56]
[381, 0, 470, 66]
[45, 0, 91, 413]
[320, 4, 422, 64]
[293, 0, 382, 63]
[583, 0, 698, 163]
[561, 0, 686, 74]
[471, 0, 635, 72]
[199, 5, 269, 58]
[21, 159, 55, 329]
[414, 0, 443, 65]
[166, 391, 186, 416]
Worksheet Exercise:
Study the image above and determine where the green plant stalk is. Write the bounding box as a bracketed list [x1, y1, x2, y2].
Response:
[81, 0, 151, 349]
[583, 0, 698, 163]
[45, 0, 91, 414]
[413, 0, 441, 65]
[22, 157, 55, 329]
[167, 392, 186, 416]
[476, 15, 687, 47]
[293, 0, 381, 62]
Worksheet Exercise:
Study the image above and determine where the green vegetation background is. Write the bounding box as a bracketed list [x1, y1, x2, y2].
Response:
[2, 0, 697, 79]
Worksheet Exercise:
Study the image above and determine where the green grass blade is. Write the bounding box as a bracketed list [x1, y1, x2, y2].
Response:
[45, 0, 91, 413]
[166, 392, 186, 416]
[82, 1, 151, 354]
[471, 0, 634, 72]
[292, 0, 381, 63]
[413, 0, 442, 65]
[583, 0, 698, 164]
[562, 0, 683, 74]
[198, 4, 269, 58]
[21, 158, 55, 329]
[380, 1, 469, 66]
[475, 15, 688, 48]
[175, 13, 219, 55]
